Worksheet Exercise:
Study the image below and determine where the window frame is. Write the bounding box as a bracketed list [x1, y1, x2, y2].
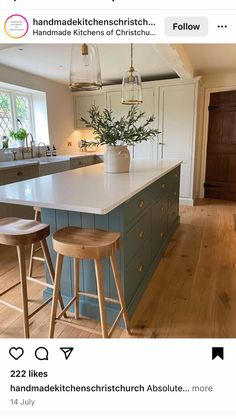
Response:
[0, 87, 36, 144]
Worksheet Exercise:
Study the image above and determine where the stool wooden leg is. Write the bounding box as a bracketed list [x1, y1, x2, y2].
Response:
[49, 253, 64, 338]
[40, 238, 66, 318]
[28, 208, 41, 277]
[74, 258, 79, 320]
[94, 259, 108, 338]
[110, 253, 130, 334]
[16, 245, 30, 338]
[28, 243, 35, 278]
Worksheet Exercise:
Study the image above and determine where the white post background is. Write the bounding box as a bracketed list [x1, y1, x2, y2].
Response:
[0, 339, 235, 415]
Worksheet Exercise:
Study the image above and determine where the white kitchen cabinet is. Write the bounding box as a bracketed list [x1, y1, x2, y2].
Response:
[75, 93, 106, 128]
[0, 164, 39, 219]
[107, 88, 157, 159]
[107, 91, 126, 118]
[39, 160, 70, 176]
[73, 80, 198, 203]
[107, 90, 134, 157]
[70, 155, 95, 169]
[0, 164, 38, 186]
[133, 88, 157, 160]
[158, 83, 197, 203]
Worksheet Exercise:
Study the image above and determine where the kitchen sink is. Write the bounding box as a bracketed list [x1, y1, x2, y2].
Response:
[22, 156, 71, 176]
[27, 156, 70, 164]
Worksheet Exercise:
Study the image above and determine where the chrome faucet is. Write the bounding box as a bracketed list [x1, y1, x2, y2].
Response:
[37, 142, 47, 158]
[26, 133, 35, 148]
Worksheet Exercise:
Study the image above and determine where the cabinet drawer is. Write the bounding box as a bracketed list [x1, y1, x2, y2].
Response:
[70, 158, 83, 170]
[94, 155, 104, 164]
[168, 182, 180, 206]
[152, 178, 168, 200]
[124, 188, 151, 226]
[168, 200, 179, 229]
[70, 156, 94, 170]
[1, 165, 39, 185]
[152, 166, 181, 199]
[125, 242, 151, 305]
[154, 196, 168, 218]
[168, 166, 180, 186]
[152, 214, 168, 259]
[125, 210, 151, 265]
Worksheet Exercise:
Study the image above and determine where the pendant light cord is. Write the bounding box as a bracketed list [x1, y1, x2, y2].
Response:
[130, 43, 134, 69]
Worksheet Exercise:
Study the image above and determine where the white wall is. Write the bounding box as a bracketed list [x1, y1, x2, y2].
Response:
[0, 63, 76, 152]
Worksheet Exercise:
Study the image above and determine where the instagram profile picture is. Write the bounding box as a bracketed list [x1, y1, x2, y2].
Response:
[4, 14, 29, 39]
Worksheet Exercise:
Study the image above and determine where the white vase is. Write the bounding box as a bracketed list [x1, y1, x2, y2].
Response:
[16, 140, 24, 148]
[104, 145, 130, 173]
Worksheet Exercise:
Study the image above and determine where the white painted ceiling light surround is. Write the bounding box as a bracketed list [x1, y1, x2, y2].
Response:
[0, 44, 177, 85]
[184, 44, 236, 76]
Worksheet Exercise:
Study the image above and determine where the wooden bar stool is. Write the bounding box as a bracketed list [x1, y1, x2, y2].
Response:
[28, 207, 45, 279]
[49, 227, 130, 338]
[0, 217, 65, 338]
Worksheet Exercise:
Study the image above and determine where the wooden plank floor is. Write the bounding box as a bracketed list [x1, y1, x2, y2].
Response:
[1, 198, 236, 338]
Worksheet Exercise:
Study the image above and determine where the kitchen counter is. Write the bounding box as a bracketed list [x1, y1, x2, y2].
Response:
[0, 151, 103, 171]
[0, 159, 181, 324]
[0, 159, 181, 214]
[0, 160, 39, 170]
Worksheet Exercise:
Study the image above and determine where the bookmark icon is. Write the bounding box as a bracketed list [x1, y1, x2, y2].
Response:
[212, 347, 224, 360]
[60, 347, 74, 360]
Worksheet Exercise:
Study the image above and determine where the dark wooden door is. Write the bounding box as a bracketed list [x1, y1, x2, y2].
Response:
[204, 90, 236, 201]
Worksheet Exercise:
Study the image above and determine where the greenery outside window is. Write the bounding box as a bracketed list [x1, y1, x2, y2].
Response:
[0, 88, 35, 147]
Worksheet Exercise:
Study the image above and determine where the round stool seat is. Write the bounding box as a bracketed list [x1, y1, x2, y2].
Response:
[0, 217, 50, 246]
[53, 227, 121, 259]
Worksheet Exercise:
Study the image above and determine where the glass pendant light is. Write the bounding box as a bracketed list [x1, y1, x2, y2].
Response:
[69, 44, 102, 91]
[121, 44, 143, 105]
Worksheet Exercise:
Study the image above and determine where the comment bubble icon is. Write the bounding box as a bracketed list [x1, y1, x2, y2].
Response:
[35, 347, 49, 361]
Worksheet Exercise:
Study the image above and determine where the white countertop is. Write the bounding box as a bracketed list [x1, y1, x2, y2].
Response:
[0, 160, 182, 215]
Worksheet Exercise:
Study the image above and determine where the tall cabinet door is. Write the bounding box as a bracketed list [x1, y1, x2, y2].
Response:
[75, 93, 106, 128]
[159, 83, 196, 200]
[133, 88, 157, 160]
[107, 91, 134, 157]
[107, 88, 156, 159]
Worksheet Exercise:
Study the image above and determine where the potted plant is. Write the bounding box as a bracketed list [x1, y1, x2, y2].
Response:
[2, 136, 9, 149]
[81, 105, 160, 173]
[9, 128, 28, 148]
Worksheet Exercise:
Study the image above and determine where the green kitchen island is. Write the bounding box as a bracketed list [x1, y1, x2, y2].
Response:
[0, 159, 181, 324]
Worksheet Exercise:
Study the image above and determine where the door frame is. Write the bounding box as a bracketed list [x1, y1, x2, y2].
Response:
[200, 85, 236, 198]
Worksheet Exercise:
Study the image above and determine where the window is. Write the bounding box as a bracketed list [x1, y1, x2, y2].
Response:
[0, 88, 34, 144]
[0, 91, 12, 137]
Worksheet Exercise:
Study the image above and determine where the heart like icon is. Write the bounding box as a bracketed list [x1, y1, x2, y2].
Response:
[9, 347, 24, 360]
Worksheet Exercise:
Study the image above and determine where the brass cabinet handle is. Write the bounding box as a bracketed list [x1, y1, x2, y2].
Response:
[138, 199, 144, 208]
[138, 263, 144, 273]
[138, 229, 144, 239]
[17, 171, 23, 176]
[174, 173, 178, 178]
[173, 191, 177, 196]
[160, 231, 164, 238]
[161, 183, 165, 189]
[160, 205, 165, 212]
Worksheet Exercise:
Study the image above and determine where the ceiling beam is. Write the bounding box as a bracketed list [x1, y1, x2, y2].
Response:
[154, 44, 194, 79]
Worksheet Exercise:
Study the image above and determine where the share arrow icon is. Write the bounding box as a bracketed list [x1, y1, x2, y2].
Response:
[60, 347, 74, 360]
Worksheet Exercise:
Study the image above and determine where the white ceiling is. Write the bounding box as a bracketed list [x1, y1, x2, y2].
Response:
[184, 44, 236, 76]
[0, 44, 177, 85]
